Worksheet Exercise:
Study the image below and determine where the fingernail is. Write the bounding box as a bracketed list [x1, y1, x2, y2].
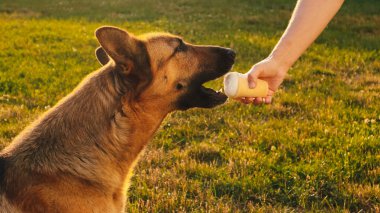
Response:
[249, 81, 256, 89]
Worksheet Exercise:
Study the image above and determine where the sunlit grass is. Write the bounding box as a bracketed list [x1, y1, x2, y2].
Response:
[1, 0, 379, 211]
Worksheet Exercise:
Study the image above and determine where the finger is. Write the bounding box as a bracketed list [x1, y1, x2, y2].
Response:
[232, 97, 247, 104]
[247, 66, 263, 89]
[247, 73, 256, 89]
[238, 97, 247, 104]
[264, 96, 272, 104]
[253, 97, 263, 105]
[264, 90, 275, 104]
[232, 97, 253, 104]
[242, 98, 252, 105]
[246, 97, 255, 103]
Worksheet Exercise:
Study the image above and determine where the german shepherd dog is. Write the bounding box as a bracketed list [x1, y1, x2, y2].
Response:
[0, 26, 235, 212]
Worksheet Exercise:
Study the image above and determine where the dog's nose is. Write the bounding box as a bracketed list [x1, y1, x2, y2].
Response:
[226, 48, 236, 60]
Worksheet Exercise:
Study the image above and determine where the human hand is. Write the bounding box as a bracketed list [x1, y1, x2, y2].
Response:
[238, 56, 289, 105]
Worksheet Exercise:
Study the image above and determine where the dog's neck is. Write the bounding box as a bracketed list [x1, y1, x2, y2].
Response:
[111, 99, 168, 167]
[3, 65, 169, 190]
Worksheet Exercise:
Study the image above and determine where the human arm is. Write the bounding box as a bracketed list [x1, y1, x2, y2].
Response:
[241, 0, 344, 104]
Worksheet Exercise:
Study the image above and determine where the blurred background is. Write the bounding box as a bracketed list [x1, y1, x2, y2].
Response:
[0, 0, 379, 211]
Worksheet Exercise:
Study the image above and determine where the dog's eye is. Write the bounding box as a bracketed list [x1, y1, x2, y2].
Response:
[175, 40, 187, 52]
[176, 83, 184, 90]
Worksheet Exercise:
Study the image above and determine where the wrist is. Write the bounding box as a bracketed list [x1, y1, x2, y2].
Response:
[266, 53, 291, 75]
[268, 38, 299, 73]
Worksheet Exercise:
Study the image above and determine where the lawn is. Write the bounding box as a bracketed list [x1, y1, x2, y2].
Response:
[0, 0, 379, 211]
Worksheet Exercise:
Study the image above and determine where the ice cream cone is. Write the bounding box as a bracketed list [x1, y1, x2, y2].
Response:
[224, 72, 268, 98]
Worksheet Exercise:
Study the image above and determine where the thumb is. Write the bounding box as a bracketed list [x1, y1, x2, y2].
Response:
[247, 66, 262, 89]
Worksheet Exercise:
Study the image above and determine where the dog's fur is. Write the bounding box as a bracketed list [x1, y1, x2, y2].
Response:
[0, 26, 235, 212]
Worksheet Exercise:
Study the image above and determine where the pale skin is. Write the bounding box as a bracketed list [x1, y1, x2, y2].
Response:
[240, 0, 345, 105]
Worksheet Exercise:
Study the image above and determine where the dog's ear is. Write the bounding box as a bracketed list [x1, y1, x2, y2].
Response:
[95, 26, 152, 98]
[95, 26, 139, 66]
[95, 47, 110, 65]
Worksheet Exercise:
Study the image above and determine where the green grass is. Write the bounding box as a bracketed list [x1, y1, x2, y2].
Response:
[1, 0, 379, 211]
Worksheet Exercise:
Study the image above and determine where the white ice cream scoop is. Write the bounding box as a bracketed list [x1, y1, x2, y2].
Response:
[223, 72, 268, 98]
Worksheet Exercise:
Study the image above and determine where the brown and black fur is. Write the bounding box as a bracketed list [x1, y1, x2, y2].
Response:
[0, 26, 235, 212]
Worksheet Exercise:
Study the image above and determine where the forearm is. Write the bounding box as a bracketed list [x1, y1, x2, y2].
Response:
[270, 0, 344, 70]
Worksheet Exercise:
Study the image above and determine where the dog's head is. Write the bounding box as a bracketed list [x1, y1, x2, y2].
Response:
[95, 26, 235, 112]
